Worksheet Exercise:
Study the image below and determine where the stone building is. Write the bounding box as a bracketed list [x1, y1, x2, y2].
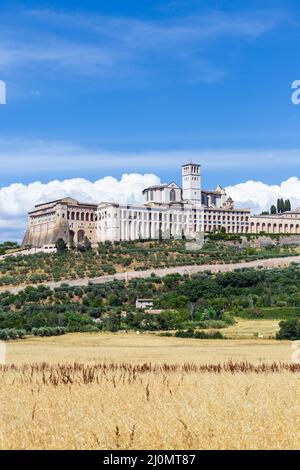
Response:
[97, 163, 251, 242]
[249, 210, 300, 234]
[23, 163, 300, 247]
[23, 198, 97, 247]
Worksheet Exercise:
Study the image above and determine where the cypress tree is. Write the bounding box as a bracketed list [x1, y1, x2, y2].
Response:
[284, 199, 291, 212]
[277, 198, 281, 213]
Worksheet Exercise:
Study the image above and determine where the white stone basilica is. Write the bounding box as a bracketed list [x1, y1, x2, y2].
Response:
[97, 163, 250, 242]
[23, 162, 300, 248]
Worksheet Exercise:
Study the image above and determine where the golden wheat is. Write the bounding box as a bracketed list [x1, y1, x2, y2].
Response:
[6, 330, 291, 365]
[1, 360, 300, 450]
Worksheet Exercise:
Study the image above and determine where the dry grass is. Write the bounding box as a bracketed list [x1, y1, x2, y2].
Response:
[224, 319, 280, 339]
[6, 329, 292, 365]
[2, 333, 298, 450]
[1, 360, 300, 450]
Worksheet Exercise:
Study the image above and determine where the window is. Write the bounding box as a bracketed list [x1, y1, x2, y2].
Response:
[170, 189, 176, 202]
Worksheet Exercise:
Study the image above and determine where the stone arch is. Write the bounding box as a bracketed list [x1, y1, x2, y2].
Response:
[69, 230, 75, 245]
[78, 229, 85, 243]
[170, 189, 176, 202]
[81, 212, 84, 221]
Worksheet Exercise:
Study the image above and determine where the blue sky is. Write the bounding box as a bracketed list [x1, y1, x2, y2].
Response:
[0, 0, 300, 189]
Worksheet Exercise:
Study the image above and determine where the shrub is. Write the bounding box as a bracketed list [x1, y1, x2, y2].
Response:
[174, 329, 224, 339]
[31, 326, 67, 337]
[193, 330, 224, 339]
[175, 328, 195, 338]
[276, 318, 300, 340]
[0, 328, 26, 340]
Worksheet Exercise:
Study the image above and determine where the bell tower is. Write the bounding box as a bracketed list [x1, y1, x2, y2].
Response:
[182, 163, 201, 202]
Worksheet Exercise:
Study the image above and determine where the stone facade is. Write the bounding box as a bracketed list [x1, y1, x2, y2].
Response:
[23, 163, 300, 247]
[250, 211, 300, 234]
[23, 198, 97, 247]
[96, 163, 251, 242]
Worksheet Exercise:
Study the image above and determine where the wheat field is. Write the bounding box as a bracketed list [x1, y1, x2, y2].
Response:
[6, 326, 288, 366]
[1, 361, 300, 450]
[1, 332, 299, 450]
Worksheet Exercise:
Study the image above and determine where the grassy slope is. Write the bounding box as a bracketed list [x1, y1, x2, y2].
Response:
[0, 239, 298, 288]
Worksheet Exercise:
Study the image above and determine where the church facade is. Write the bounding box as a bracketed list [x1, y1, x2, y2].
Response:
[22, 163, 300, 247]
[97, 163, 251, 242]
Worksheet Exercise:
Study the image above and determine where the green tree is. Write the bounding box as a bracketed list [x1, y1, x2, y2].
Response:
[103, 312, 120, 332]
[84, 236, 92, 251]
[277, 198, 286, 214]
[276, 318, 300, 340]
[55, 238, 68, 254]
[284, 199, 291, 212]
[270, 205, 277, 215]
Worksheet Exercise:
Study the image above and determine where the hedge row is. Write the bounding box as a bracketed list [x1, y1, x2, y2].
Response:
[0, 328, 26, 340]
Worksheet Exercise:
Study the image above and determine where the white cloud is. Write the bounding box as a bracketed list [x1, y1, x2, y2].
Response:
[2, 173, 300, 243]
[0, 173, 160, 242]
[226, 177, 300, 214]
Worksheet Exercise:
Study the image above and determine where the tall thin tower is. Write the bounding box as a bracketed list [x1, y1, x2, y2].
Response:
[181, 163, 201, 202]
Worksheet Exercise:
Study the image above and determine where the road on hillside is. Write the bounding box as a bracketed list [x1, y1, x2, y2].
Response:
[2, 254, 300, 295]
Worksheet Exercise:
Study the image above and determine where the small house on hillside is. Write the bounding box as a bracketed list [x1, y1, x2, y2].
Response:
[136, 298, 154, 310]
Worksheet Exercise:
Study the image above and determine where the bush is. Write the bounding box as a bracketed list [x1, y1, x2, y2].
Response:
[174, 329, 224, 339]
[0, 328, 26, 340]
[276, 318, 300, 340]
[175, 328, 195, 338]
[31, 326, 67, 337]
[193, 330, 224, 339]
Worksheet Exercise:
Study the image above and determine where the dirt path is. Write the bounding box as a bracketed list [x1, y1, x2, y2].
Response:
[3, 254, 300, 295]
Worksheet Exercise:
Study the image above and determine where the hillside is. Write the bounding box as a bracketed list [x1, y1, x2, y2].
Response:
[1, 265, 300, 337]
[0, 237, 298, 289]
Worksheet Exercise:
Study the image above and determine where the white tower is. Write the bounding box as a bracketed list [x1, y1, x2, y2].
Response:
[181, 163, 201, 202]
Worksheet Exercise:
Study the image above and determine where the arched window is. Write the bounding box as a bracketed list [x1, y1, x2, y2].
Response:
[170, 189, 176, 202]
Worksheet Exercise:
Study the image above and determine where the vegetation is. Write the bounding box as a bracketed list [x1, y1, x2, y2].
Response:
[0, 238, 298, 288]
[55, 238, 68, 254]
[0, 242, 19, 256]
[2, 358, 300, 449]
[174, 329, 224, 339]
[276, 318, 300, 340]
[1, 264, 300, 336]
[0, 328, 26, 340]
[270, 198, 292, 214]
[31, 326, 67, 337]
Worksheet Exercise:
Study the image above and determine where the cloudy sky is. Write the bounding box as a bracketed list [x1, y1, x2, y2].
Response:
[1, 0, 300, 241]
